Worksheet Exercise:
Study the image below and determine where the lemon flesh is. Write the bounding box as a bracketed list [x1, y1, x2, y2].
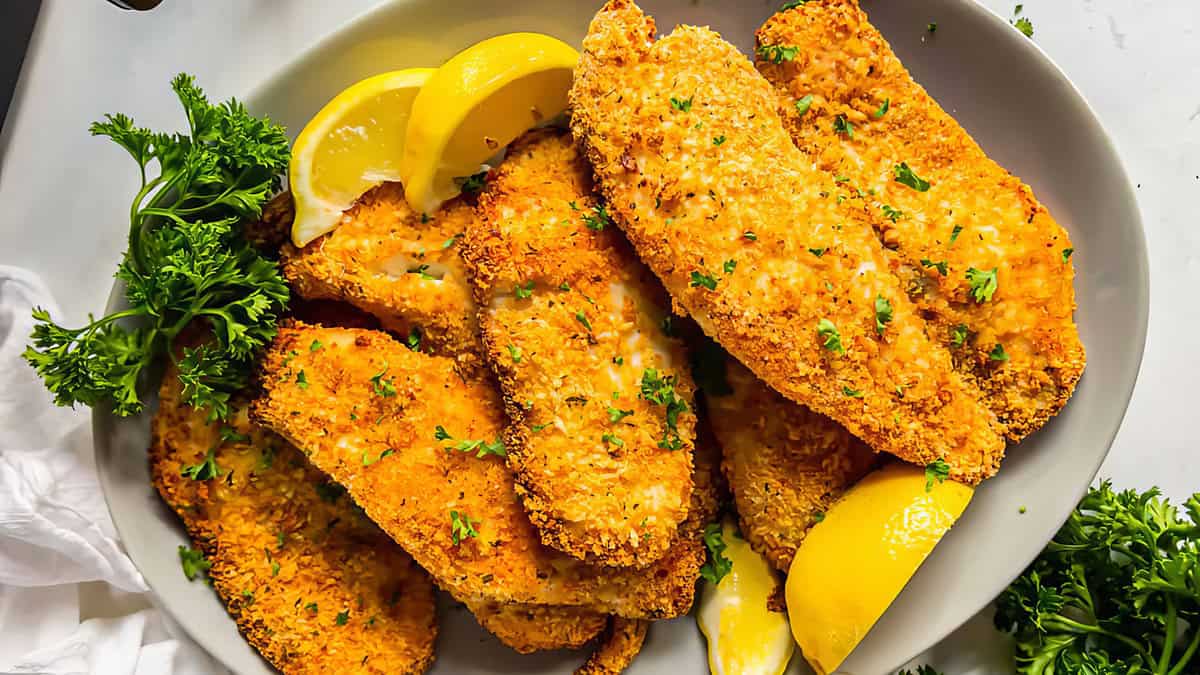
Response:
[289, 68, 433, 247]
[786, 464, 973, 675]
[698, 520, 795, 675]
[401, 33, 579, 214]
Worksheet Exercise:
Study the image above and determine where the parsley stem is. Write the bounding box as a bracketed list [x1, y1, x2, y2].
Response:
[1045, 615, 1154, 663]
[1157, 596, 1176, 673]
[1166, 619, 1200, 675]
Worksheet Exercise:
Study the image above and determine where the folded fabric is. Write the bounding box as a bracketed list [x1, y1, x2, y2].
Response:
[0, 266, 222, 674]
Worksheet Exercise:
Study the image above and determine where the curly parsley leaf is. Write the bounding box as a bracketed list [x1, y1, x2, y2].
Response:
[757, 44, 800, 64]
[966, 267, 999, 303]
[179, 545, 211, 581]
[874, 295, 894, 335]
[816, 319, 844, 355]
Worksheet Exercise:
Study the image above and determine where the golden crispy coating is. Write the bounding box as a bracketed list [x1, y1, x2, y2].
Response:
[251, 324, 706, 619]
[468, 601, 607, 654]
[756, 0, 1085, 440]
[463, 129, 696, 567]
[150, 373, 436, 675]
[574, 617, 650, 675]
[568, 0, 1006, 484]
[280, 183, 483, 375]
[708, 356, 878, 571]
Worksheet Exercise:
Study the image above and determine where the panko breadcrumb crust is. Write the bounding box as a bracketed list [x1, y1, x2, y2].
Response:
[708, 357, 878, 571]
[569, 0, 1005, 484]
[757, 0, 1084, 441]
[150, 367, 437, 674]
[574, 617, 650, 675]
[464, 129, 696, 568]
[251, 324, 710, 620]
[280, 184, 485, 377]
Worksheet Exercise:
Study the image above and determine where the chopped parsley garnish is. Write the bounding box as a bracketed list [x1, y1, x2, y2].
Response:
[893, 162, 931, 191]
[370, 366, 396, 397]
[833, 114, 854, 138]
[881, 204, 904, 222]
[690, 270, 718, 291]
[713, 135, 726, 146]
[809, 247, 826, 257]
[582, 203, 612, 231]
[315, 482, 345, 503]
[448, 437, 506, 459]
[873, 98, 891, 118]
[924, 458, 951, 492]
[1062, 247, 1074, 263]
[794, 94, 814, 117]
[743, 230, 758, 241]
[434, 425, 452, 441]
[1013, 16, 1034, 38]
[270, 561, 280, 577]
[409, 264, 437, 281]
[450, 510, 479, 545]
[305, 602, 318, 614]
[779, 0, 809, 10]
[441, 233, 463, 249]
[607, 406, 634, 424]
[875, 295, 894, 335]
[575, 310, 592, 331]
[669, 95, 693, 112]
[927, 22, 938, 33]
[514, 280, 535, 299]
[295, 370, 308, 389]
[309, 339, 323, 352]
[950, 323, 970, 348]
[335, 610, 350, 626]
[180, 447, 221, 481]
[966, 267, 999, 303]
[723, 259, 737, 274]
[843, 386, 864, 398]
[921, 258, 949, 276]
[989, 343, 1010, 362]
[405, 326, 422, 352]
[639, 368, 689, 450]
[507, 344, 523, 363]
[949, 224, 963, 244]
[457, 171, 487, 195]
[613, 355, 624, 365]
[601, 433, 625, 448]
[816, 319, 844, 355]
[699, 523, 733, 585]
[757, 44, 799, 64]
[362, 448, 394, 466]
[813, 511, 826, 523]
[531, 423, 549, 433]
[179, 545, 211, 581]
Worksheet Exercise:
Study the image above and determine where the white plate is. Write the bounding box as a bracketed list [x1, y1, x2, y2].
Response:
[95, 1, 1149, 673]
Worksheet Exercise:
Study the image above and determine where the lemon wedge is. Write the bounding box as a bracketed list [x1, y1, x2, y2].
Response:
[785, 463, 974, 675]
[400, 33, 579, 214]
[288, 68, 433, 247]
[698, 519, 795, 675]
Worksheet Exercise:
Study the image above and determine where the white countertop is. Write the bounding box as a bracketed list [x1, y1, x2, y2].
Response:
[1, 0, 1196, 672]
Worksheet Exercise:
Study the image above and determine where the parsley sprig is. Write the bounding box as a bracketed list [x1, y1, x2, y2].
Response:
[699, 523, 733, 585]
[23, 74, 289, 421]
[996, 483, 1200, 674]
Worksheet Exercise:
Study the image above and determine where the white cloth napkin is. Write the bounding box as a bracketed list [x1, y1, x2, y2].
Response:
[0, 266, 223, 675]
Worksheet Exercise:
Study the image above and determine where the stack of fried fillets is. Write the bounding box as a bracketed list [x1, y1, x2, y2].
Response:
[150, 1, 1084, 673]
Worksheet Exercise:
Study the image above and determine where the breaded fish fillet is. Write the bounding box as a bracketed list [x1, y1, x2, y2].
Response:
[462, 129, 696, 567]
[280, 183, 483, 375]
[574, 617, 650, 675]
[756, 0, 1085, 440]
[150, 372, 437, 674]
[706, 354, 877, 571]
[469, 601, 606, 654]
[569, 0, 1005, 483]
[251, 324, 708, 620]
